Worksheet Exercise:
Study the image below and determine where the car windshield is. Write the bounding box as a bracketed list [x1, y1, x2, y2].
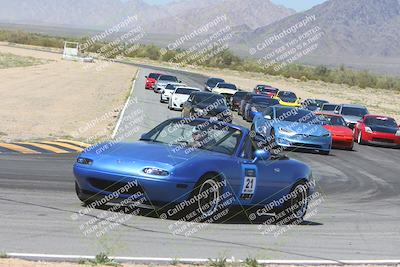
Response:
[322, 104, 337, 111]
[233, 92, 247, 100]
[365, 117, 397, 127]
[165, 84, 177, 90]
[279, 92, 297, 102]
[318, 115, 347, 126]
[275, 108, 321, 124]
[342, 107, 368, 117]
[218, 83, 237, 90]
[175, 88, 198, 95]
[140, 119, 243, 155]
[159, 75, 178, 82]
[258, 86, 278, 93]
[194, 94, 227, 106]
[207, 78, 224, 87]
[149, 73, 161, 79]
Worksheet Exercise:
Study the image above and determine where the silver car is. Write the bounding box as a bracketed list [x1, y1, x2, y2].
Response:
[334, 104, 369, 129]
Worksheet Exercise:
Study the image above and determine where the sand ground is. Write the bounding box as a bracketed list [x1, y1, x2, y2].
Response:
[0, 44, 137, 143]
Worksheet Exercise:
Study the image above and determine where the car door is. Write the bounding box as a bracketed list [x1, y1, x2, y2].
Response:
[237, 137, 284, 206]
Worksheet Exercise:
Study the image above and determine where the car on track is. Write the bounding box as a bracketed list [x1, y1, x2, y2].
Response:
[204, 77, 225, 91]
[145, 73, 162, 90]
[334, 104, 369, 129]
[253, 85, 279, 97]
[74, 118, 314, 222]
[243, 97, 280, 122]
[154, 74, 181, 93]
[320, 103, 339, 114]
[212, 82, 238, 103]
[303, 99, 329, 112]
[316, 112, 354, 150]
[168, 86, 200, 111]
[160, 83, 186, 103]
[182, 92, 232, 123]
[353, 115, 400, 147]
[230, 91, 248, 111]
[252, 106, 332, 155]
[238, 93, 259, 116]
[273, 91, 301, 107]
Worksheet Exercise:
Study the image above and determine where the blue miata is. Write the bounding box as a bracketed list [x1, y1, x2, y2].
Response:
[74, 118, 314, 221]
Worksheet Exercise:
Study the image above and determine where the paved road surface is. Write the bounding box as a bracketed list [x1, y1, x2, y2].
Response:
[0, 65, 399, 261]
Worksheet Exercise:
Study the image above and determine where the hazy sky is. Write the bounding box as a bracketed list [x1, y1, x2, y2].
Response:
[144, 0, 326, 11]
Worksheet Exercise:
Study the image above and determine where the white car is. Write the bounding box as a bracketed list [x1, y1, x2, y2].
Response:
[212, 82, 238, 96]
[160, 83, 185, 103]
[154, 74, 180, 93]
[168, 87, 201, 111]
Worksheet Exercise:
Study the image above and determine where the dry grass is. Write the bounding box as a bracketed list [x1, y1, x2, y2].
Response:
[0, 259, 398, 267]
[0, 52, 45, 69]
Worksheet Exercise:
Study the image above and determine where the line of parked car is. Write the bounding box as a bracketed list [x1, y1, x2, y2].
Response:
[145, 73, 400, 155]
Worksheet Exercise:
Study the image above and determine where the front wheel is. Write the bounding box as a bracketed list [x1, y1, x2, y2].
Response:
[357, 131, 365, 145]
[276, 182, 308, 224]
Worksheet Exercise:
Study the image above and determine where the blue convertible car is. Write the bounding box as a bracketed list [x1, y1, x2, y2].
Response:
[74, 118, 314, 222]
[252, 106, 332, 155]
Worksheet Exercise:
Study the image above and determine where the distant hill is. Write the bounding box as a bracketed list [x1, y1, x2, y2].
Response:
[0, 0, 295, 33]
[233, 0, 400, 75]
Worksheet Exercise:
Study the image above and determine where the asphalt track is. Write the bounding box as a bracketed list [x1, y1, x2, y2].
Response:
[0, 64, 399, 261]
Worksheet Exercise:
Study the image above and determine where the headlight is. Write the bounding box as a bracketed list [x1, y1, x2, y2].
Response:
[365, 126, 373, 133]
[251, 107, 258, 112]
[279, 127, 296, 136]
[194, 108, 205, 114]
[77, 157, 93, 165]
[143, 167, 169, 176]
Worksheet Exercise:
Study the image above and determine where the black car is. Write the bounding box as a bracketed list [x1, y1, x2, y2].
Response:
[205, 77, 225, 91]
[182, 92, 232, 123]
[230, 91, 248, 111]
[243, 97, 280, 122]
[303, 99, 329, 111]
[238, 93, 267, 116]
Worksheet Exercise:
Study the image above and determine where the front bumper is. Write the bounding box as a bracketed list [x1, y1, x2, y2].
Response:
[362, 132, 400, 146]
[332, 135, 354, 149]
[74, 166, 195, 205]
[276, 133, 332, 151]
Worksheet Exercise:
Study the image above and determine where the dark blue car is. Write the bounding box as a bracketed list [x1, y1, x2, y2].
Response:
[244, 97, 280, 122]
[74, 118, 313, 222]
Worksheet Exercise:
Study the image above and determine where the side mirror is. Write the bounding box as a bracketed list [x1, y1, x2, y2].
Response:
[334, 110, 339, 114]
[145, 76, 148, 78]
[253, 149, 271, 162]
[264, 115, 272, 120]
[179, 80, 182, 83]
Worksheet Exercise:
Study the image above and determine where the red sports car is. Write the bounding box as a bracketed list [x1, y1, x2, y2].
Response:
[145, 73, 162, 90]
[253, 85, 278, 97]
[353, 115, 400, 147]
[317, 112, 354, 150]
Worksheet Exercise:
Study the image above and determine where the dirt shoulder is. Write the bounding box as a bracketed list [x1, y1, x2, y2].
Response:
[0, 259, 397, 267]
[0, 44, 137, 143]
[127, 58, 400, 122]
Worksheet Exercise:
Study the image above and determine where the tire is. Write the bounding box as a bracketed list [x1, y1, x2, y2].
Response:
[75, 182, 97, 207]
[357, 131, 365, 145]
[320, 150, 330, 155]
[276, 182, 309, 224]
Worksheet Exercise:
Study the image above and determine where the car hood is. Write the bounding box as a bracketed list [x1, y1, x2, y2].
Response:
[79, 141, 205, 174]
[275, 121, 329, 136]
[323, 125, 353, 135]
[342, 115, 362, 123]
[195, 103, 227, 112]
[369, 125, 398, 134]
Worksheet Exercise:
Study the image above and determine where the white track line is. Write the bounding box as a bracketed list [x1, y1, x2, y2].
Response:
[111, 69, 140, 139]
[5, 253, 400, 265]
